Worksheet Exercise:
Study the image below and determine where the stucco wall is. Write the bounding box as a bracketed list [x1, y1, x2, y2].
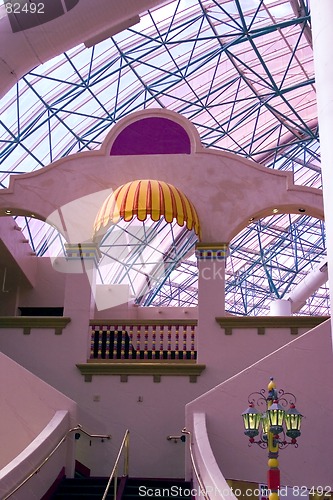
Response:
[186, 320, 333, 489]
[0, 279, 322, 479]
[0, 352, 76, 469]
[18, 257, 66, 311]
[0, 411, 71, 500]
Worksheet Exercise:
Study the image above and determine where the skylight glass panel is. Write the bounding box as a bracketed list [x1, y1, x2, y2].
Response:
[0, 0, 327, 315]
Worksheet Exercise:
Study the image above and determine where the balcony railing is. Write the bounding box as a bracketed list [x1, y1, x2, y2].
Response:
[89, 320, 197, 361]
[76, 319, 206, 383]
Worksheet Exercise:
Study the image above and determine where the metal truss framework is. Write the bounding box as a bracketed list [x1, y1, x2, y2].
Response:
[0, 0, 328, 315]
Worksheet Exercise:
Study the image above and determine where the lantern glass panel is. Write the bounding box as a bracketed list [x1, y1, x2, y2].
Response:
[262, 413, 269, 434]
[243, 410, 260, 431]
[285, 413, 300, 430]
[267, 405, 284, 426]
[242, 406, 261, 437]
[267, 402, 285, 434]
[285, 406, 303, 438]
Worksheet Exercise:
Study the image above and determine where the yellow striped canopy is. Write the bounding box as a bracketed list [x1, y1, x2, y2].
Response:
[93, 179, 201, 238]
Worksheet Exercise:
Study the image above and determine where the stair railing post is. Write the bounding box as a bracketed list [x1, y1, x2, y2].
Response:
[113, 464, 117, 500]
[102, 429, 130, 500]
[124, 432, 129, 476]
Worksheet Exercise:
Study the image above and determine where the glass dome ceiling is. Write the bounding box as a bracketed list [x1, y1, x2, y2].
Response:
[0, 0, 328, 316]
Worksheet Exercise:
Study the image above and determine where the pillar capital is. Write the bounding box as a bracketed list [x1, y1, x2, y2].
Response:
[195, 242, 229, 261]
[65, 242, 101, 266]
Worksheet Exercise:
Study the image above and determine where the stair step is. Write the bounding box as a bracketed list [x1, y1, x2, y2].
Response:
[52, 493, 114, 498]
[51, 477, 115, 499]
[52, 476, 192, 499]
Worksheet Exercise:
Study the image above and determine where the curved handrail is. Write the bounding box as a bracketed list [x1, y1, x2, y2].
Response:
[182, 428, 210, 500]
[74, 424, 112, 441]
[3, 424, 111, 500]
[102, 429, 130, 500]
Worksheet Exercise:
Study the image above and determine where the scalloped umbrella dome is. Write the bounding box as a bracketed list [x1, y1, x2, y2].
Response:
[93, 179, 201, 239]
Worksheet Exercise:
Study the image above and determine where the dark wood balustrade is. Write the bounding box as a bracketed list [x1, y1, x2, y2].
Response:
[76, 319, 205, 383]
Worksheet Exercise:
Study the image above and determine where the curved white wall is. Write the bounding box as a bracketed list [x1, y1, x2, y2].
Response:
[187, 412, 237, 500]
[0, 411, 73, 500]
[0, 352, 76, 469]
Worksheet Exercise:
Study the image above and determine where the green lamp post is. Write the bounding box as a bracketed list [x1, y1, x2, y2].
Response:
[242, 378, 303, 500]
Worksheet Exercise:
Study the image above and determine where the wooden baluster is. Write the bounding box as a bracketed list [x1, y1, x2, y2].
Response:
[121, 325, 126, 359]
[191, 325, 195, 360]
[105, 329, 111, 359]
[152, 325, 156, 359]
[128, 325, 133, 359]
[90, 327, 96, 359]
[144, 326, 149, 359]
[175, 325, 179, 360]
[159, 326, 164, 359]
[182, 325, 187, 360]
[97, 328, 103, 359]
[137, 326, 141, 358]
[167, 326, 172, 360]
[113, 325, 118, 360]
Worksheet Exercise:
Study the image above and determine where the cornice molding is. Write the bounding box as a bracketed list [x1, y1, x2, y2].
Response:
[77, 360, 206, 383]
[0, 316, 71, 335]
[215, 315, 330, 335]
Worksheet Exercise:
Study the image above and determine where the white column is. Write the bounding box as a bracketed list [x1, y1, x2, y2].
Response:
[63, 243, 101, 319]
[196, 243, 228, 317]
[63, 243, 101, 364]
[269, 299, 291, 316]
[311, 2, 333, 328]
[195, 243, 228, 368]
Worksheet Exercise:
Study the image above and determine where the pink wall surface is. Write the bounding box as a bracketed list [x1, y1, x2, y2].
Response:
[0, 213, 36, 286]
[0, 217, 37, 300]
[0, 411, 71, 500]
[197, 321, 314, 387]
[0, 232, 324, 478]
[0, 288, 323, 480]
[186, 320, 333, 490]
[18, 257, 66, 310]
[0, 318, 205, 478]
[0, 353, 77, 469]
[187, 412, 237, 499]
[95, 302, 198, 320]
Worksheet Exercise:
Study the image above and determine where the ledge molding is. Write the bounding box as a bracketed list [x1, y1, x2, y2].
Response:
[76, 360, 206, 383]
[0, 316, 71, 335]
[89, 319, 197, 326]
[215, 315, 330, 335]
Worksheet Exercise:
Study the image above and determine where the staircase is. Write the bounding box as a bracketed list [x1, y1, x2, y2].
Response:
[120, 478, 194, 499]
[51, 476, 193, 499]
[51, 477, 116, 499]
